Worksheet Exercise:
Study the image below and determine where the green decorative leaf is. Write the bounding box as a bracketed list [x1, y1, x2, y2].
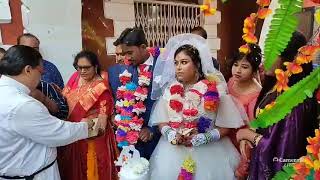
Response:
[272, 165, 295, 180]
[263, 0, 303, 70]
[250, 67, 320, 128]
[304, 90, 313, 98]
[221, 0, 228, 3]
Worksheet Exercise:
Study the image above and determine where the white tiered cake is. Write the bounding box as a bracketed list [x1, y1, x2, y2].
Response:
[115, 145, 150, 180]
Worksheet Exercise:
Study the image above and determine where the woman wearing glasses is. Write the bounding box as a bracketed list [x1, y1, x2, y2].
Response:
[58, 50, 118, 180]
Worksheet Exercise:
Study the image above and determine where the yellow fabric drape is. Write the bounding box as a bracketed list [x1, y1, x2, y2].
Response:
[87, 141, 99, 180]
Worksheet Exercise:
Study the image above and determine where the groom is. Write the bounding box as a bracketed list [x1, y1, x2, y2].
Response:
[108, 28, 160, 159]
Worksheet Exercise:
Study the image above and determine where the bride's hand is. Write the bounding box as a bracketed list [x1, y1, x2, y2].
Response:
[175, 133, 184, 145]
[182, 131, 198, 147]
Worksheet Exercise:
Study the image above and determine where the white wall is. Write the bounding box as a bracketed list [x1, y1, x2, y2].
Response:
[21, 0, 82, 83]
[0, 0, 11, 24]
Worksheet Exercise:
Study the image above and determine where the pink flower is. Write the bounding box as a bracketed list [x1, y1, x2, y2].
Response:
[127, 131, 139, 144]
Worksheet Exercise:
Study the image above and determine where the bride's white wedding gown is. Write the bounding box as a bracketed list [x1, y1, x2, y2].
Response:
[148, 81, 245, 180]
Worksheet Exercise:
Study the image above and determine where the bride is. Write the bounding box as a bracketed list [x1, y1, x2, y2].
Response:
[148, 34, 245, 179]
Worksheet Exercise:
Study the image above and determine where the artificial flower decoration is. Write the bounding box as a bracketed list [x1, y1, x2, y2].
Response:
[200, 0, 216, 16]
[178, 156, 196, 180]
[274, 129, 320, 179]
[115, 48, 161, 147]
[273, 69, 289, 92]
[239, 44, 251, 54]
[295, 54, 312, 65]
[299, 45, 320, 56]
[284, 62, 303, 75]
[256, 0, 271, 7]
[243, 13, 256, 31]
[257, 8, 272, 19]
[242, 33, 258, 44]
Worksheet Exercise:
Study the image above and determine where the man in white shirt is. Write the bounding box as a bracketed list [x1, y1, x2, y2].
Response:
[0, 45, 95, 180]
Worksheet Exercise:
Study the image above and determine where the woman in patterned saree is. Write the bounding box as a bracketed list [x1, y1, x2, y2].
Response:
[58, 50, 118, 180]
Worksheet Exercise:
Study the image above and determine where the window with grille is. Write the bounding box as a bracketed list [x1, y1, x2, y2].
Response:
[134, 0, 204, 47]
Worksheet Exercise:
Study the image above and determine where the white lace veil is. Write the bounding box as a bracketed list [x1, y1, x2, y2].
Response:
[151, 33, 226, 100]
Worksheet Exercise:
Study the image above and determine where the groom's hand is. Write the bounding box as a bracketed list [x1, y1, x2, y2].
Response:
[139, 127, 153, 142]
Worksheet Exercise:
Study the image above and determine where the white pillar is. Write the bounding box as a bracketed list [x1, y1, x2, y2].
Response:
[198, 0, 221, 58]
[0, 0, 12, 45]
[0, 0, 11, 24]
[104, 0, 136, 55]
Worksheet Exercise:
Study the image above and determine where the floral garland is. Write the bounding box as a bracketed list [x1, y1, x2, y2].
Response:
[273, 129, 320, 179]
[167, 79, 219, 134]
[167, 79, 219, 178]
[256, 43, 320, 116]
[178, 156, 196, 180]
[200, 0, 216, 16]
[115, 48, 158, 147]
[239, 0, 272, 54]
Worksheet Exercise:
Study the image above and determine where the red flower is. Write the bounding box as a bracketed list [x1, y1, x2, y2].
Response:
[116, 136, 126, 142]
[169, 122, 182, 129]
[138, 64, 148, 72]
[131, 116, 144, 125]
[119, 76, 131, 85]
[135, 86, 148, 96]
[257, 8, 272, 19]
[170, 84, 184, 96]
[284, 62, 303, 74]
[169, 100, 183, 112]
[133, 101, 146, 110]
[140, 71, 152, 79]
[184, 122, 197, 128]
[116, 90, 125, 99]
[127, 131, 139, 144]
[183, 108, 198, 116]
[207, 83, 218, 92]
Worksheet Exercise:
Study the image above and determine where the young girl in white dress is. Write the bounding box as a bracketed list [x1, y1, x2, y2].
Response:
[148, 34, 245, 180]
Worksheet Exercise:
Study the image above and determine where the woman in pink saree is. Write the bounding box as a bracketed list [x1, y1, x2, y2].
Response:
[227, 44, 262, 179]
[58, 51, 118, 180]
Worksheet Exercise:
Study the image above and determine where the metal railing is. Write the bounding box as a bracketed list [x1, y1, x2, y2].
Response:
[134, 0, 204, 47]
